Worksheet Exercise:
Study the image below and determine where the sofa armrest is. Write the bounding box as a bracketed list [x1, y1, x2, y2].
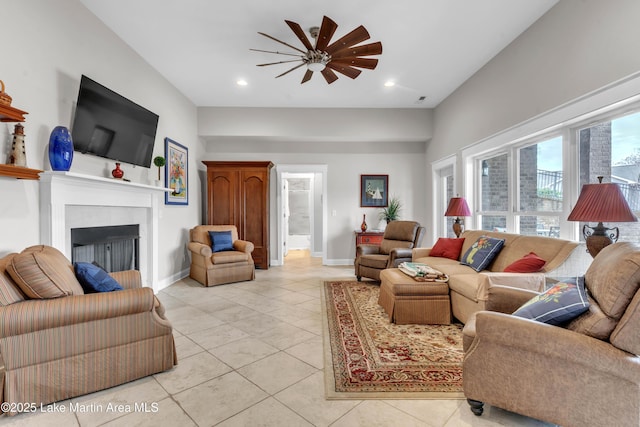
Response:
[356, 245, 381, 257]
[388, 248, 413, 267]
[0, 287, 156, 337]
[484, 284, 540, 314]
[109, 269, 142, 290]
[467, 311, 640, 382]
[188, 241, 212, 257]
[233, 239, 254, 254]
[412, 247, 432, 260]
[475, 272, 545, 302]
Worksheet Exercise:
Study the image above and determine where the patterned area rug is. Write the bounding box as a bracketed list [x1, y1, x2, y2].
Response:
[322, 280, 465, 399]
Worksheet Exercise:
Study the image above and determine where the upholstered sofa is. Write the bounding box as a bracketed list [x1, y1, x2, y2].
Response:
[188, 225, 255, 287]
[412, 230, 578, 323]
[0, 245, 176, 416]
[462, 242, 640, 427]
[355, 220, 425, 281]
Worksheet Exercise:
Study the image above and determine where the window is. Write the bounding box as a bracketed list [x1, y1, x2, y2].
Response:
[479, 153, 508, 232]
[577, 111, 640, 242]
[518, 136, 563, 237]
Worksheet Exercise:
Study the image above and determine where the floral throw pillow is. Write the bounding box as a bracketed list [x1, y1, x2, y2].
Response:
[513, 277, 589, 325]
[460, 236, 505, 272]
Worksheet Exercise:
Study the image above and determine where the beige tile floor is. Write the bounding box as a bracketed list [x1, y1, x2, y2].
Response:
[0, 250, 554, 427]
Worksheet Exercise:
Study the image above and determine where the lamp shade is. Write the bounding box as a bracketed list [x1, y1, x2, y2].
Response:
[445, 197, 471, 217]
[568, 180, 638, 223]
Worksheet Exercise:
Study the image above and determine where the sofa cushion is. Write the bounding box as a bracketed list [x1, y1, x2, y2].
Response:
[504, 252, 546, 273]
[610, 290, 640, 355]
[7, 245, 84, 299]
[430, 238, 465, 260]
[566, 295, 618, 340]
[211, 251, 251, 265]
[74, 262, 124, 293]
[460, 236, 505, 272]
[209, 230, 234, 252]
[0, 254, 26, 306]
[582, 242, 640, 320]
[513, 277, 589, 325]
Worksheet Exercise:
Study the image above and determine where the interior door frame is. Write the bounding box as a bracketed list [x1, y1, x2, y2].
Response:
[275, 164, 327, 265]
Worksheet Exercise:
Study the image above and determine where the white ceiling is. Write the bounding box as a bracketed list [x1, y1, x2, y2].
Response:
[80, 0, 558, 109]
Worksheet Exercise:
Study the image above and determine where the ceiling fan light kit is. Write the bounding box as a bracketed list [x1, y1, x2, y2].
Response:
[252, 16, 382, 84]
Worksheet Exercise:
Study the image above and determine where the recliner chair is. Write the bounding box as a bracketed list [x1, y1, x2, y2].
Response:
[354, 220, 425, 281]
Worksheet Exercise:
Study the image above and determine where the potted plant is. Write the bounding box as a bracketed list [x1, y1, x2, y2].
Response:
[153, 156, 166, 182]
[379, 196, 402, 223]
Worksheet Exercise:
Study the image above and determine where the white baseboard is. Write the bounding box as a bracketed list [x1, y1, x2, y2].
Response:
[154, 268, 190, 293]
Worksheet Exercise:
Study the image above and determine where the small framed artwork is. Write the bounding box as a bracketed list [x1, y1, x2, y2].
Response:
[165, 137, 188, 205]
[360, 174, 388, 207]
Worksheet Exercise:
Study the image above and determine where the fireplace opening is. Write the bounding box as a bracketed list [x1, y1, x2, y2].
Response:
[71, 224, 140, 273]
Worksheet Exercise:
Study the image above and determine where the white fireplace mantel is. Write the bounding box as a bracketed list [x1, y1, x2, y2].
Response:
[39, 171, 171, 292]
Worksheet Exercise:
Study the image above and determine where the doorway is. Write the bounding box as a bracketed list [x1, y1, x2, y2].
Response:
[275, 165, 327, 265]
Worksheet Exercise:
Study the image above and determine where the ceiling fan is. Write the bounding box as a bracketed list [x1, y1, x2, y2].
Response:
[251, 16, 382, 84]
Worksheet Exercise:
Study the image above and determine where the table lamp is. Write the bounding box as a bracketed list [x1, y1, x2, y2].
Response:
[445, 196, 471, 238]
[567, 176, 638, 258]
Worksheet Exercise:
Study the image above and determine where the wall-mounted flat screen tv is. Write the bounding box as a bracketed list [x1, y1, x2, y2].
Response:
[71, 75, 159, 168]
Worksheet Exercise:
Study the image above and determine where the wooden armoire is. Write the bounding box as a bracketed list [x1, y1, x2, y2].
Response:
[203, 161, 273, 269]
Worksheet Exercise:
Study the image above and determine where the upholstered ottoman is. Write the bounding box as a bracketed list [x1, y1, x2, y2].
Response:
[378, 268, 451, 325]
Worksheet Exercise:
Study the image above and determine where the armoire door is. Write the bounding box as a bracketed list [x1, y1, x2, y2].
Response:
[207, 169, 238, 226]
[240, 169, 269, 269]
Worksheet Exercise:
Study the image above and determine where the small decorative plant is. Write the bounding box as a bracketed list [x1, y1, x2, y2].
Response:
[153, 156, 166, 181]
[379, 196, 402, 223]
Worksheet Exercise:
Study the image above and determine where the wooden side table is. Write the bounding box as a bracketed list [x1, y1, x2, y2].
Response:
[354, 230, 385, 252]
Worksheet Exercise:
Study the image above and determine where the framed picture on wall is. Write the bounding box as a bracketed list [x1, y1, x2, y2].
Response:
[360, 174, 388, 207]
[165, 137, 188, 205]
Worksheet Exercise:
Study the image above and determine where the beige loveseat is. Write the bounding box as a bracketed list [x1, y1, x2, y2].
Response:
[412, 230, 578, 323]
[462, 242, 640, 427]
[0, 245, 176, 416]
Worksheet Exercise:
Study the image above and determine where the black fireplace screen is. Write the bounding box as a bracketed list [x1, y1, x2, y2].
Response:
[71, 224, 140, 272]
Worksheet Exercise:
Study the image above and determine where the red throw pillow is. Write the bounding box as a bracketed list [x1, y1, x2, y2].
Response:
[504, 252, 546, 273]
[430, 238, 465, 260]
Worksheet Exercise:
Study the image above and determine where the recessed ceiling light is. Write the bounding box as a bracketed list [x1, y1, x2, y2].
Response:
[384, 81, 395, 87]
[236, 79, 248, 86]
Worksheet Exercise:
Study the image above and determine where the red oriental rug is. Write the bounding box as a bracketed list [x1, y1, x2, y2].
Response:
[322, 280, 464, 399]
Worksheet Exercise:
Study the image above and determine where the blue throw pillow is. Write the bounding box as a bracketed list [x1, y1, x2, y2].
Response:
[460, 236, 505, 272]
[209, 230, 234, 252]
[74, 262, 124, 293]
[513, 277, 590, 325]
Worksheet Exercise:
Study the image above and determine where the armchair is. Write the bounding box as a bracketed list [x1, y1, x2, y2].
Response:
[462, 242, 640, 427]
[355, 220, 425, 281]
[188, 225, 255, 287]
[0, 245, 176, 416]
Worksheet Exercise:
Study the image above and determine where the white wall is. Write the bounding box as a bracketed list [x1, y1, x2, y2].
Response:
[202, 150, 427, 264]
[425, 0, 640, 245]
[198, 106, 433, 264]
[0, 0, 202, 287]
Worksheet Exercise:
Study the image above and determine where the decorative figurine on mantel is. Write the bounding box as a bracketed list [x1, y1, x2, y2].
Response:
[9, 123, 27, 167]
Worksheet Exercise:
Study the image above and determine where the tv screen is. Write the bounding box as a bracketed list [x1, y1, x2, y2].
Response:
[71, 75, 159, 168]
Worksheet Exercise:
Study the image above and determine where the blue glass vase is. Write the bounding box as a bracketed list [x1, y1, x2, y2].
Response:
[49, 126, 74, 171]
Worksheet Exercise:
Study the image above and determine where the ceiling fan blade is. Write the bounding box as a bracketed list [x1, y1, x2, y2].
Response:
[315, 16, 338, 51]
[321, 68, 339, 84]
[250, 48, 304, 58]
[275, 62, 306, 78]
[258, 32, 306, 54]
[327, 62, 362, 79]
[301, 69, 313, 84]
[285, 20, 314, 51]
[325, 25, 370, 55]
[331, 57, 378, 70]
[257, 59, 304, 67]
[331, 41, 382, 59]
